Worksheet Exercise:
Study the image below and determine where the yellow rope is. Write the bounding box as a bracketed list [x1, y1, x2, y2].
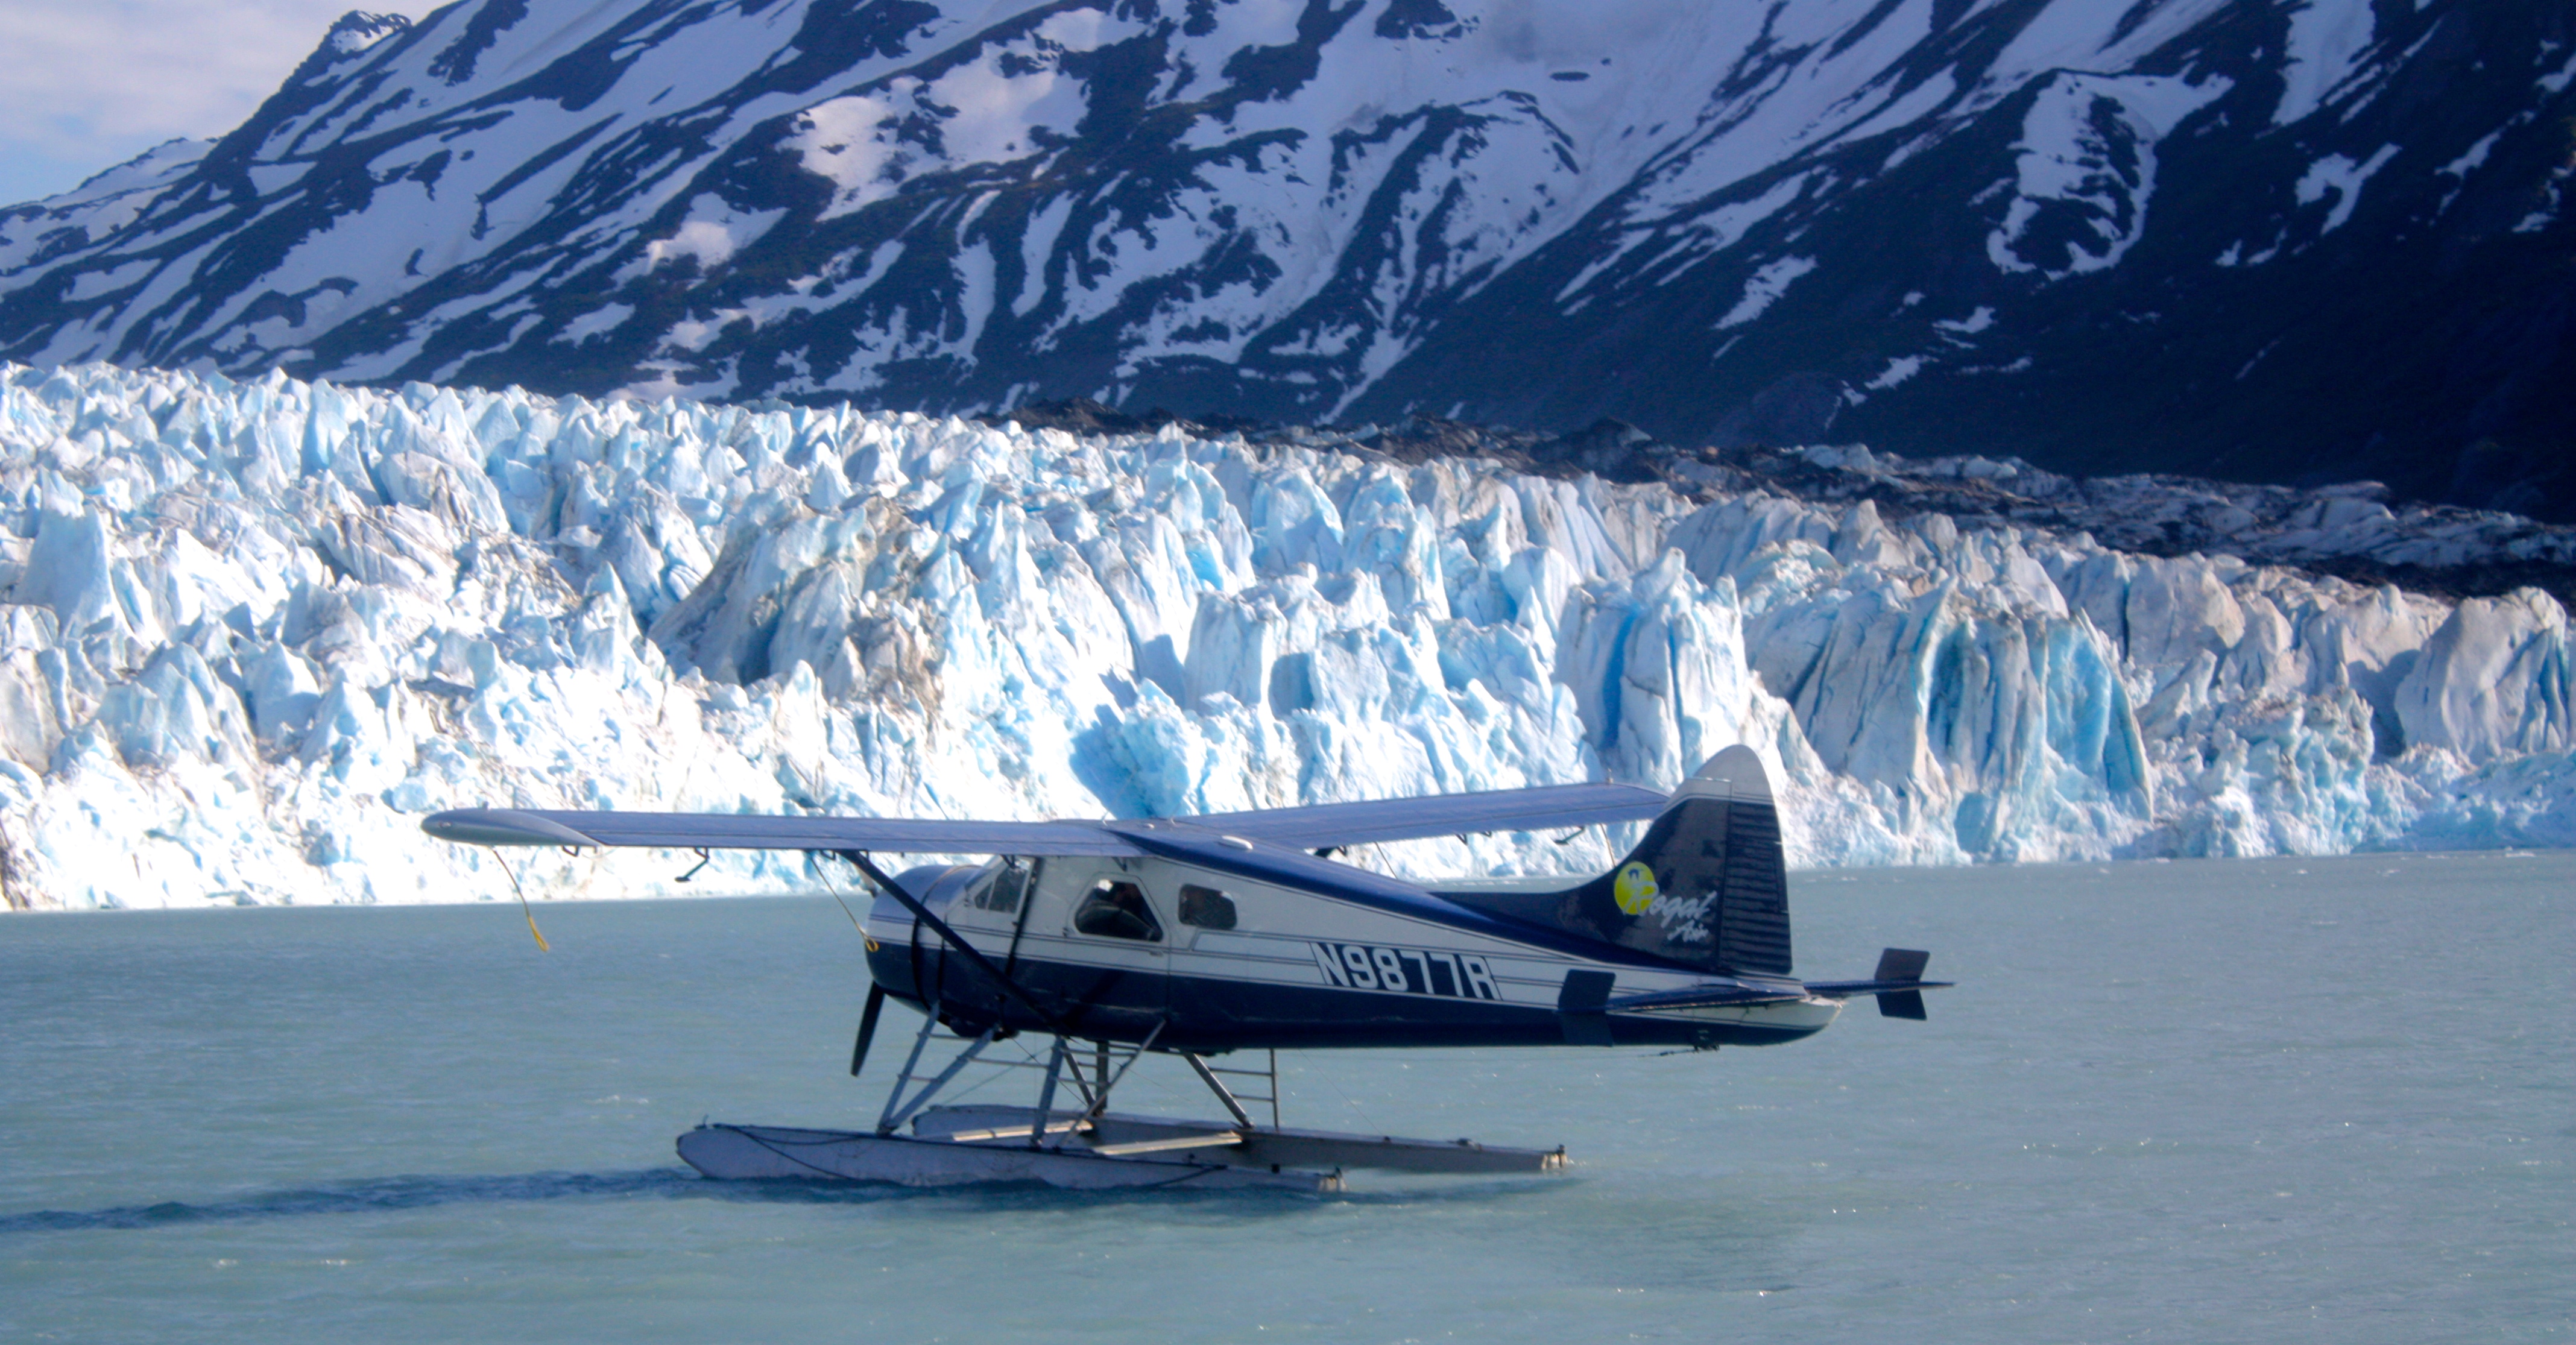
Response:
[490, 848, 551, 952]
[832, 890, 879, 952]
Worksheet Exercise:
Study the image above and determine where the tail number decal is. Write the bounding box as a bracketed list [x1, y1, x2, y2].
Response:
[1311, 942, 1499, 1000]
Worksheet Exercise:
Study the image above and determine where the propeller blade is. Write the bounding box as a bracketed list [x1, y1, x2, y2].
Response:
[850, 983, 886, 1078]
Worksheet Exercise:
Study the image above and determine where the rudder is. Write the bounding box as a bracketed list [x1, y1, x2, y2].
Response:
[1558, 746, 1792, 975]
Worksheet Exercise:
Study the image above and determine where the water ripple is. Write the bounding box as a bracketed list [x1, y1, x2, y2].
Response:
[0, 1169, 708, 1233]
[0, 1164, 1494, 1234]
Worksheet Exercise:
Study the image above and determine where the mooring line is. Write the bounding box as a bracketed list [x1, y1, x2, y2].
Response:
[488, 846, 550, 952]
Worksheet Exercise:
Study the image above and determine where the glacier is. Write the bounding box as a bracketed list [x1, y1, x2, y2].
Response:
[1, 360, 2571, 912]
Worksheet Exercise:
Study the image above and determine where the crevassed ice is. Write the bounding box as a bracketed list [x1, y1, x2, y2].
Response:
[0, 361, 2569, 912]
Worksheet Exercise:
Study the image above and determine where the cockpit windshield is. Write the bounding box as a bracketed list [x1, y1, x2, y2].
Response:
[963, 860, 1034, 915]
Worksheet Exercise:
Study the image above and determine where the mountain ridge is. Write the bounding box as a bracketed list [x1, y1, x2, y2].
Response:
[2, 0, 2569, 516]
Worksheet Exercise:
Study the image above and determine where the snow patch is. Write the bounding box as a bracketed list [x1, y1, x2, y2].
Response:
[1716, 256, 1817, 329]
[1987, 72, 2230, 280]
[2294, 144, 2399, 235]
[1864, 356, 1925, 389]
[557, 303, 635, 345]
[2540, 49, 2576, 96]
[634, 195, 785, 275]
[789, 95, 907, 222]
[2439, 127, 2507, 193]
[2275, 0, 2378, 126]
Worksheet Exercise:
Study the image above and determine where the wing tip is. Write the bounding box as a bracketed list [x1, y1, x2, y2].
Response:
[421, 808, 599, 848]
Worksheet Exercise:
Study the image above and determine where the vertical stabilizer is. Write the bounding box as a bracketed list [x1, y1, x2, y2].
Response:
[1553, 746, 1792, 975]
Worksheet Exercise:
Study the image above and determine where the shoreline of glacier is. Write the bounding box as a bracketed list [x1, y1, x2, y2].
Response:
[1, 361, 2570, 912]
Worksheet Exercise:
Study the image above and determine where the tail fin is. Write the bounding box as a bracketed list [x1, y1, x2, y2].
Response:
[1559, 746, 1791, 975]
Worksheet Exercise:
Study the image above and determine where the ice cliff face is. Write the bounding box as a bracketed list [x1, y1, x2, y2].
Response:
[2, 361, 2571, 910]
[2, 0, 2571, 519]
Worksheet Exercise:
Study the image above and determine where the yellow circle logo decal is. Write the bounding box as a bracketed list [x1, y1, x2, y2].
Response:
[1612, 862, 1660, 916]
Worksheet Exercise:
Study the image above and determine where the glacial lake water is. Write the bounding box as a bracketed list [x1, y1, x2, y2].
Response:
[3, 851, 2569, 1343]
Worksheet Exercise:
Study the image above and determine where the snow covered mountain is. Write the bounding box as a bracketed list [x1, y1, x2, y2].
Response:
[2, 360, 2569, 910]
[2, 0, 2570, 519]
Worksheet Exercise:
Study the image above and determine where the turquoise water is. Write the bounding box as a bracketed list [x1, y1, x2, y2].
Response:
[4, 852, 2569, 1342]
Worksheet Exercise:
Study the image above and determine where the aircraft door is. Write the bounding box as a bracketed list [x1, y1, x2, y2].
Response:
[1047, 868, 1171, 1038]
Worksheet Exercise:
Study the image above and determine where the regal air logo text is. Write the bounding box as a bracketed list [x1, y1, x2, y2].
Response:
[1312, 942, 1501, 1000]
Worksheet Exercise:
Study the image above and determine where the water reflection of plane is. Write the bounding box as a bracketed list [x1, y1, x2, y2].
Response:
[424, 746, 1948, 1191]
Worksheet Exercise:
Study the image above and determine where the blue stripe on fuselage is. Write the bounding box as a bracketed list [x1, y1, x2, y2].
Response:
[876, 948, 1823, 1052]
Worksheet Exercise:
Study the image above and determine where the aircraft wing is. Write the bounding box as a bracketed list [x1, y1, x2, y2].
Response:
[418, 808, 1146, 857]
[1183, 782, 1668, 849]
[420, 779, 1668, 856]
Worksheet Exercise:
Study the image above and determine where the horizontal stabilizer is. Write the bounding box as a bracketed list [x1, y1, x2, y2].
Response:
[1796, 977, 1959, 997]
[1804, 948, 1951, 1021]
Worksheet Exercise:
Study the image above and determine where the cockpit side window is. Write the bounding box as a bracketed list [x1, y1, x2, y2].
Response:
[1072, 881, 1163, 942]
[1177, 884, 1237, 930]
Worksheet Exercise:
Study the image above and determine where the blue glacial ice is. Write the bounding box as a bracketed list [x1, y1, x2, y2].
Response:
[0, 362, 2571, 910]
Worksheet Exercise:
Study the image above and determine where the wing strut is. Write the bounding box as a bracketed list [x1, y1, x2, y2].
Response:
[1181, 1052, 1257, 1130]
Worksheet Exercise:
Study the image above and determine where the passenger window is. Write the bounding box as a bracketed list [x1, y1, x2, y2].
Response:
[1177, 884, 1237, 930]
[1072, 881, 1163, 942]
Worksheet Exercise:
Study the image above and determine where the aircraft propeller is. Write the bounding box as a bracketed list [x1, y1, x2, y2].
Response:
[850, 983, 887, 1078]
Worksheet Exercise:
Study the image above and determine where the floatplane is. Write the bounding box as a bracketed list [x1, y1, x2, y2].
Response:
[422, 746, 1949, 1192]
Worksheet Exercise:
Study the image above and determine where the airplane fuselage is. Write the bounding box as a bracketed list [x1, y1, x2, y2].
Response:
[862, 821, 1843, 1053]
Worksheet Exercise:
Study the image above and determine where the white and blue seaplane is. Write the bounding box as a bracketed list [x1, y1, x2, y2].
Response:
[422, 746, 1948, 1192]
